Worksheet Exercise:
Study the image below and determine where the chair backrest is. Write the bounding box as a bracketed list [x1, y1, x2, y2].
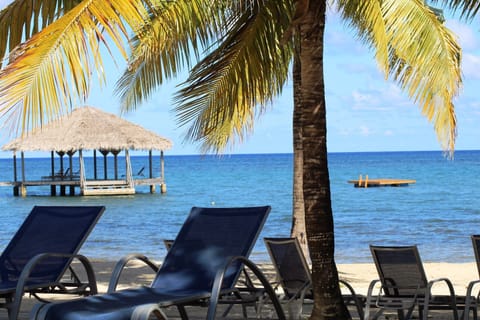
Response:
[264, 237, 311, 298]
[471, 235, 480, 278]
[370, 245, 428, 296]
[0, 206, 105, 288]
[152, 206, 271, 292]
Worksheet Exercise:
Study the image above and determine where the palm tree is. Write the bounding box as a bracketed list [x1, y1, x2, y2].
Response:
[0, 1, 462, 318]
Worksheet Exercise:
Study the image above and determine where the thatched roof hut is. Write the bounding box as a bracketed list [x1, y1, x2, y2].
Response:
[2, 106, 173, 152]
[2, 106, 173, 196]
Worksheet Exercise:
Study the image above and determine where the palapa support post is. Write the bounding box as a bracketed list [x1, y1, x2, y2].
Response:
[160, 150, 167, 194]
[364, 175, 369, 188]
[20, 184, 26, 197]
[68, 151, 76, 196]
[358, 174, 362, 187]
[12, 152, 18, 196]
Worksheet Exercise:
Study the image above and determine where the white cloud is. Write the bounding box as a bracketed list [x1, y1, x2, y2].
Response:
[359, 125, 372, 136]
[350, 83, 410, 112]
[384, 130, 394, 136]
[462, 53, 480, 79]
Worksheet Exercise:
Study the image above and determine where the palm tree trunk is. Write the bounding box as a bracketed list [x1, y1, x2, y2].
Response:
[290, 36, 309, 261]
[298, 1, 349, 319]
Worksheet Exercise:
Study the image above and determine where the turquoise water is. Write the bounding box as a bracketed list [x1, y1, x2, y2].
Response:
[0, 151, 479, 263]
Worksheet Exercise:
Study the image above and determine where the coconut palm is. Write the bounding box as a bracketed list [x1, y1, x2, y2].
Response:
[0, 0, 462, 319]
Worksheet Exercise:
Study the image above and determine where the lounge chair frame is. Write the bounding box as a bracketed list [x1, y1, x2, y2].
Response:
[462, 235, 480, 320]
[32, 206, 286, 320]
[0, 205, 104, 320]
[264, 237, 365, 319]
[366, 245, 462, 320]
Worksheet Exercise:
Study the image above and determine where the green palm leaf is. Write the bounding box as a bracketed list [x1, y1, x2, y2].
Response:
[116, 0, 222, 112]
[174, 0, 294, 152]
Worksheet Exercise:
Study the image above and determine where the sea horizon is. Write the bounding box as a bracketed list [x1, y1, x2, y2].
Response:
[0, 150, 479, 264]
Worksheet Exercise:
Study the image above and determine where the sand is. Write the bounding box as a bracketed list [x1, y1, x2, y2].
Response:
[9, 260, 480, 319]
[88, 259, 480, 296]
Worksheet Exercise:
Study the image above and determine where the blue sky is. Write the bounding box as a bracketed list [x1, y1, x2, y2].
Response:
[1, 2, 479, 156]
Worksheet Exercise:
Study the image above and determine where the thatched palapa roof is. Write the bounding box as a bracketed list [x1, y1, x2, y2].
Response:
[2, 106, 173, 152]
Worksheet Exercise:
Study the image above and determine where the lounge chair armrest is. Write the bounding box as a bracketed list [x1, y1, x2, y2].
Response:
[366, 279, 381, 301]
[13, 252, 96, 320]
[108, 253, 159, 293]
[462, 279, 480, 320]
[364, 279, 382, 320]
[207, 256, 286, 320]
[427, 277, 456, 296]
[466, 279, 480, 298]
[340, 279, 365, 320]
[426, 277, 458, 319]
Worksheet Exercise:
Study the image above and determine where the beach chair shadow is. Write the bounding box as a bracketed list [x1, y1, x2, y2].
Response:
[264, 237, 365, 319]
[32, 206, 285, 320]
[162, 238, 265, 318]
[365, 245, 474, 320]
[0, 205, 105, 320]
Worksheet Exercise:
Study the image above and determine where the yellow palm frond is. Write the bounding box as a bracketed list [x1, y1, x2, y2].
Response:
[174, 0, 294, 153]
[0, 0, 153, 135]
[381, 0, 461, 154]
[0, 0, 82, 67]
[116, 0, 222, 113]
[341, 0, 461, 155]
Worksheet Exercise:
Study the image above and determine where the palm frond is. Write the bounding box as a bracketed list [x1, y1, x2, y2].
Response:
[381, 0, 461, 154]
[116, 0, 223, 113]
[173, 0, 294, 153]
[340, 0, 461, 155]
[337, 0, 389, 75]
[0, 0, 83, 67]
[431, 0, 480, 19]
[0, 0, 153, 135]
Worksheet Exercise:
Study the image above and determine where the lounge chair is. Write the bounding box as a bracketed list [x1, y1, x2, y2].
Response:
[264, 237, 365, 319]
[0, 205, 105, 320]
[461, 235, 480, 320]
[32, 206, 285, 320]
[162, 238, 263, 317]
[365, 245, 473, 320]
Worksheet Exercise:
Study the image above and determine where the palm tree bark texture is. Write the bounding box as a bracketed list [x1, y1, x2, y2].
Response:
[298, 1, 350, 319]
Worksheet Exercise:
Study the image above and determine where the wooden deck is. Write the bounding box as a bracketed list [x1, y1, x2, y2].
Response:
[0, 177, 165, 196]
[348, 176, 416, 188]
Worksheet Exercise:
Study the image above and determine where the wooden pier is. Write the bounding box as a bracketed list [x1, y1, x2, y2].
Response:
[1, 178, 166, 196]
[348, 175, 416, 188]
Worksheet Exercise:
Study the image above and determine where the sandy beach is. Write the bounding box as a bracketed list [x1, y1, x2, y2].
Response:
[90, 260, 480, 297]
[8, 260, 480, 319]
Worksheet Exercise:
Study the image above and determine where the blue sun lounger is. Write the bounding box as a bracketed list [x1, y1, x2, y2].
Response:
[0, 206, 105, 320]
[32, 206, 285, 320]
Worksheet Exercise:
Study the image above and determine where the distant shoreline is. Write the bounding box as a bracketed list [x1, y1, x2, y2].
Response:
[1, 149, 480, 160]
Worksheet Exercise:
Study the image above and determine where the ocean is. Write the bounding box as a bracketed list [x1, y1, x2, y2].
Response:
[0, 150, 479, 264]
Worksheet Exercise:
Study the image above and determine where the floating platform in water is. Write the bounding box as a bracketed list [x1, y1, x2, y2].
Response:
[348, 175, 416, 188]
